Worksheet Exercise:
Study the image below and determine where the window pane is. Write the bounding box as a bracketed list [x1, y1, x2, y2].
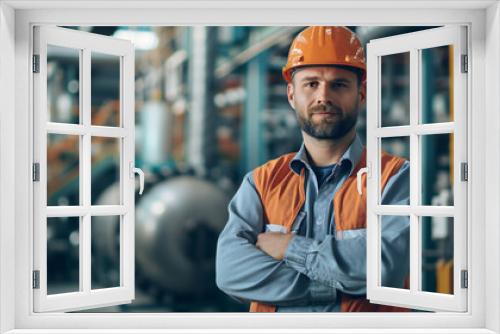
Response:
[421, 133, 453, 206]
[47, 217, 80, 295]
[421, 216, 454, 294]
[380, 136, 410, 205]
[91, 52, 121, 127]
[47, 133, 80, 206]
[380, 52, 410, 127]
[91, 137, 121, 205]
[379, 215, 410, 290]
[47, 45, 80, 124]
[91, 216, 121, 289]
[421, 45, 453, 124]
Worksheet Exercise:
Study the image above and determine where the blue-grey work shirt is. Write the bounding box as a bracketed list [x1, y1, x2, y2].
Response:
[215, 134, 410, 312]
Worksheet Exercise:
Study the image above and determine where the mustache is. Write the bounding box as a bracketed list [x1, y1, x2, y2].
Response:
[309, 104, 342, 114]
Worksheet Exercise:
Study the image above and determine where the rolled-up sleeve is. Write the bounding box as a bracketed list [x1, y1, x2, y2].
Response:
[283, 161, 410, 295]
[216, 172, 337, 306]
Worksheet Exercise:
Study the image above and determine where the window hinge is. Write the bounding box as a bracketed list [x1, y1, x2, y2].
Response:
[33, 55, 40, 73]
[461, 162, 468, 181]
[33, 163, 40, 182]
[33, 270, 40, 289]
[461, 54, 468, 73]
[461, 270, 468, 289]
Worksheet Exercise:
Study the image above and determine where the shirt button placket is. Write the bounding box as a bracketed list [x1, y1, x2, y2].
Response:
[314, 190, 324, 226]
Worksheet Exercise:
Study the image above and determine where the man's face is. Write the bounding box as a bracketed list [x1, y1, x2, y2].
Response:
[287, 66, 365, 140]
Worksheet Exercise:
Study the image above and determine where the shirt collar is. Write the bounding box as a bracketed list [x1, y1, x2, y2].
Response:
[289, 134, 364, 177]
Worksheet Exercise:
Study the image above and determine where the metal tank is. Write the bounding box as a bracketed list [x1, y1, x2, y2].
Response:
[92, 175, 230, 297]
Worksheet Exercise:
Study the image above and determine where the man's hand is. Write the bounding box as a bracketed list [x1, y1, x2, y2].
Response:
[256, 232, 294, 261]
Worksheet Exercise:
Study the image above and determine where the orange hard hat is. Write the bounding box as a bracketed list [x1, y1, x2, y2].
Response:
[282, 26, 366, 83]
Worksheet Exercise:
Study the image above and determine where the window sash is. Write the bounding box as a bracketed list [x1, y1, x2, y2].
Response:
[366, 25, 468, 312]
[33, 26, 136, 313]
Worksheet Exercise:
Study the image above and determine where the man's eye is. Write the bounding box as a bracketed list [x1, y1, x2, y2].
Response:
[305, 81, 318, 88]
[332, 82, 347, 88]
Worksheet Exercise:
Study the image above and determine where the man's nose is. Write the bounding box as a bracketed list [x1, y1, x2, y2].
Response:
[315, 83, 332, 105]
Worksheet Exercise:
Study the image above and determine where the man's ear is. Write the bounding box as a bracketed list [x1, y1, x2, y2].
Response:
[287, 82, 295, 110]
[359, 81, 366, 105]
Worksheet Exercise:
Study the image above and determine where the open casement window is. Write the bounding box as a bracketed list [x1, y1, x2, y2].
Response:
[366, 26, 467, 312]
[33, 26, 141, 312]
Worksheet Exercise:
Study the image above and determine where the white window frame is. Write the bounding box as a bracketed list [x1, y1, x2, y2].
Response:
[0, 1, 499, 333]
[366, 26, 468, 312]
[33, 26, 136, 312]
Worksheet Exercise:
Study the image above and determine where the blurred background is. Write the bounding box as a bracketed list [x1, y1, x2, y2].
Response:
[45, 26, 454, 312]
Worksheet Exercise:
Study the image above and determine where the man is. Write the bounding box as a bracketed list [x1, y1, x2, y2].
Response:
[216, 26, 410, 312]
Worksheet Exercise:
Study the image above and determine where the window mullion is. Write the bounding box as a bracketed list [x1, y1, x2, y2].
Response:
[81, 48, 91, 294]
[409, 48, 420, 293]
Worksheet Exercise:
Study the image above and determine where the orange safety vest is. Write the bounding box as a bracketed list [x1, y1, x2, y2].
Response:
[250, 148, 409, 312]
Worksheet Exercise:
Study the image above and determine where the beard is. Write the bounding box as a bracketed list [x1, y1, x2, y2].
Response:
[296, 102, 358, 140]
